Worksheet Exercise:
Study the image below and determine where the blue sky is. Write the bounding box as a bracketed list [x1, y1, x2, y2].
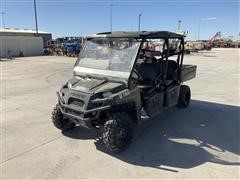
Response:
[1, 0, 239, 40]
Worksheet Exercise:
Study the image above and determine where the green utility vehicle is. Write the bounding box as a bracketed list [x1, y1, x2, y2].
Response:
[52, 31, 197, 152]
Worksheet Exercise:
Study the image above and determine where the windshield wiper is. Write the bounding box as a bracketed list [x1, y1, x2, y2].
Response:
[82, 73, 126, 85]
[85, 74, 93, 79]
[84, 73, 109, 82]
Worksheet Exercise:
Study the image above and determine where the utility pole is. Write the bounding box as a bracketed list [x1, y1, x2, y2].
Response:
[110, 4, 113, 32]
[1, 12, 5, 28]
[198, 18, 201, 40]
[33, 0, 39, 36]
[138, 13, 142, 32]
[178, 20, 182, 30]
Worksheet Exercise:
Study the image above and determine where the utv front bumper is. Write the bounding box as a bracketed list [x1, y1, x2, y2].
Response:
[56, 92, 111, 128]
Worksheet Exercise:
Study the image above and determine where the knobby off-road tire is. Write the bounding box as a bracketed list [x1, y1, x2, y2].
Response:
[177, 85, 191, 108]
[51, 104, 75, 131]
[103, 112, 134, 153]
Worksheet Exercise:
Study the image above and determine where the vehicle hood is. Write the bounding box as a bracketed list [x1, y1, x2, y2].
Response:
[68, 76, 125, 94]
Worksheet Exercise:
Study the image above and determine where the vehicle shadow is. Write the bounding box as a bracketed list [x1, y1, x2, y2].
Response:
[62, 126, 100, 140]
[63, 100, 240, 170]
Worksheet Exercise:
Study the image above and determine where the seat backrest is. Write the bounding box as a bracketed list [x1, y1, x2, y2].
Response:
[158, 60, 178, 79]
[137, 63, 161, 82]
[137, 60, 178, 83]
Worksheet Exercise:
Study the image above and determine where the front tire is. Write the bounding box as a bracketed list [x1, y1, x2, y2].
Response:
[177, 85, 191, 108]
[103, 112, 134, 153]
[51, 104, 75, 131]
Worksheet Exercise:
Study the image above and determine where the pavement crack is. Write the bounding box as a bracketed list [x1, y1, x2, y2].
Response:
[1, 135, 62, 164]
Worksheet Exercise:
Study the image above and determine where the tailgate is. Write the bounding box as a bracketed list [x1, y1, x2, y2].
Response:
[180, 64, 197, 82]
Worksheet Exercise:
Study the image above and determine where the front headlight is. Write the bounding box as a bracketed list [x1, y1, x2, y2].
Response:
[102, 91, 112, 98]
[67, 82, 72, 89]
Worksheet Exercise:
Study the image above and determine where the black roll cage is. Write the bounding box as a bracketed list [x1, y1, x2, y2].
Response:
[128, 36, 185, 86]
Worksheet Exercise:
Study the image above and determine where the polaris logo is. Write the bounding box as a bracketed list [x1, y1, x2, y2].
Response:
[118, 89, 130, 99]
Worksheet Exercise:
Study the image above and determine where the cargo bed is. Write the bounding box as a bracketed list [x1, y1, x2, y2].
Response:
[180, 64, 197, 82]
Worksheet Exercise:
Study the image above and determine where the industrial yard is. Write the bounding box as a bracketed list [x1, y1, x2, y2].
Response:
[1, 48, 239, 179]
[1, 1, 239, 179]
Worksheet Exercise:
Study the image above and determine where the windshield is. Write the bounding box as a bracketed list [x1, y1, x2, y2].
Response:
[74, 38, 141, 79]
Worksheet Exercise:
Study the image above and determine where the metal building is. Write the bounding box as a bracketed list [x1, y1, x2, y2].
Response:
[0, 28, 52, 58]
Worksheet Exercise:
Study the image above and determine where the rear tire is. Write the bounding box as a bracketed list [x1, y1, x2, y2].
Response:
[103, 112, 134, 153]
[177, 85, 191, 108]
[51, 104, 75, 131]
